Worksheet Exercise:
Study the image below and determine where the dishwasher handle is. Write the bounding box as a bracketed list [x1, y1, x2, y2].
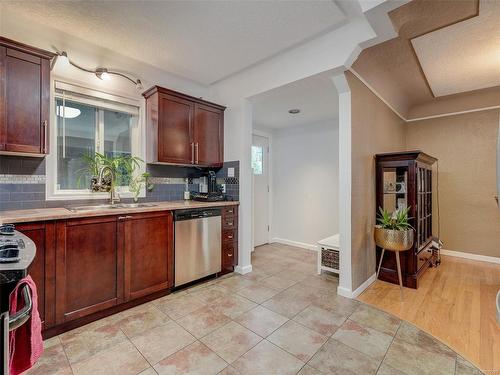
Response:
[174, 208, 221, 221]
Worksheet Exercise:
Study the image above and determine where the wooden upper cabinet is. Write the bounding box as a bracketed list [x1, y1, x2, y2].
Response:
[158, 93, 194, 164]
[0, 37, 54, 156]
[121, 211, 174, 301]
[144, 86, 225, 167]
[194, 103, 224, 167]
[55, 216, 123, 324]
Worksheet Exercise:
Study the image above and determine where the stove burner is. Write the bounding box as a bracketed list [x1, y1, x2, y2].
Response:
[0, 240, 20, 263]
[0, 224, 15, 236]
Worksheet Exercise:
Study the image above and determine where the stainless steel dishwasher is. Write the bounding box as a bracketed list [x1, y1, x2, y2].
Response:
[174, 208, 221, 287]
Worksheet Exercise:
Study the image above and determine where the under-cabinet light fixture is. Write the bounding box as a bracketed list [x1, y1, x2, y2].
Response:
[51, 51, 143, 90]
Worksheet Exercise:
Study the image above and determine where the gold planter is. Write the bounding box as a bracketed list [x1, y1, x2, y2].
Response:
[374, 227, 414, 251]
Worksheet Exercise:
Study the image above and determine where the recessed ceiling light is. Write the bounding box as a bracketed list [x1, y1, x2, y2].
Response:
[288, 109, 301, 114]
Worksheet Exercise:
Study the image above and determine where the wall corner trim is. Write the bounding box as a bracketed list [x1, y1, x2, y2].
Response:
[235, 265, 253, 275]
[271, 237, 319, 251]
[338, 273, 377, 299]
[440, 249, 500, 265]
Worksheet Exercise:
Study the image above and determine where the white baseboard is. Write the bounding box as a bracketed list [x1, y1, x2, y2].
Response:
[337, 273, 376, 299]
[337, 286, 353, 299]
[271, 237, 318, 251]
[235, 265, 253, 275]
[440, 249, 500, 264]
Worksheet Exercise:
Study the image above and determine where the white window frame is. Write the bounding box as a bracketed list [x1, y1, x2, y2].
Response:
[46, 79, 146, 201]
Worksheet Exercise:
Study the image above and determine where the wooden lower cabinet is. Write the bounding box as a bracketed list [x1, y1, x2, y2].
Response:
[15, 205, 238, 336]
[17, 221, 56, 329]
[55, 216, 123, 324]
[122, 211, 174, 301]
[221, 206, 238, 274]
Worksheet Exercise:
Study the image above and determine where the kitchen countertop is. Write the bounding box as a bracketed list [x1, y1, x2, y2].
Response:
[0, 200, 239, 224]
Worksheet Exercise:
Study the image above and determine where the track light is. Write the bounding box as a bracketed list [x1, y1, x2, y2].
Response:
[51, 51, 143, 90]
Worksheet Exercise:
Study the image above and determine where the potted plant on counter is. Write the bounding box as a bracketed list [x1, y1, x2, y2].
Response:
[78, 152, 153, 202]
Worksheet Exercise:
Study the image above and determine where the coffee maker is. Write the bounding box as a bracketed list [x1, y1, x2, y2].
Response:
[193, 171, 224, 201]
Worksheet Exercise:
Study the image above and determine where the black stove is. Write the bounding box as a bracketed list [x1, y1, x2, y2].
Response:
[1, 224, 37, 374]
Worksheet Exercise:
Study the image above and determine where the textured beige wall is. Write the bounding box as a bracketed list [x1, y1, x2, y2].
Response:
[346, 71, 407, 290]
[406, 110, 500, 257]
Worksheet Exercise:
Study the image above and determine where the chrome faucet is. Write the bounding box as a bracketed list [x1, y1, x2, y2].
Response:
[91, 165, 120, 204]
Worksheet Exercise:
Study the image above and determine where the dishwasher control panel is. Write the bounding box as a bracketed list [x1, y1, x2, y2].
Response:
[174, 208, 221, 221]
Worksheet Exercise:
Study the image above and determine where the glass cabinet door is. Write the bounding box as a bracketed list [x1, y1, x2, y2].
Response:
[416, 166, 432, 251]
[382, 167, 408, 213]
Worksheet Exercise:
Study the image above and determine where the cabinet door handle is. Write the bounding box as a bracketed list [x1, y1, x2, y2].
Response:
[41, 120, 47, 154]
[195, 142, 199, 164]
[191, 142, 195, 164]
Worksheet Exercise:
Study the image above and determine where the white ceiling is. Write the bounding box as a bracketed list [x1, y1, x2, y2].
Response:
[251, 73, 339, 129]
[412, 0, 500, 97]
[1, 1, 346, 85]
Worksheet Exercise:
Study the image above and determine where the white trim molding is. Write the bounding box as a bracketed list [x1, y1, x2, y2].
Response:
[338, 273, 376, 299]
[235, 265, 253, 275]
[348, 67, 500, 123]
[271, 237, 318, 251]
[440, 249, 500, 265]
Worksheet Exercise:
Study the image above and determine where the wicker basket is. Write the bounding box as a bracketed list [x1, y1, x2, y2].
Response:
[321, 247, 339, 270]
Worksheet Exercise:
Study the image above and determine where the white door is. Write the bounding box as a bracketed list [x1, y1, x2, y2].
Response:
[252, 134, 269, 247]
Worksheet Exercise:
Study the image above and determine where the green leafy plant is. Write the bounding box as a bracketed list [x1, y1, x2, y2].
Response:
[129, 172, 154, 202]
[376, 207, 413, 231]
[77, 152, 153, 200]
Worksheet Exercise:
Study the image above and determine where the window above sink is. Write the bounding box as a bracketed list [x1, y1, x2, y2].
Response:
[46, 81, 145, 201]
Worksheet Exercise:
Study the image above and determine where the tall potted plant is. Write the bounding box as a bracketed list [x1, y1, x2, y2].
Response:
[374, 207, 414, 251]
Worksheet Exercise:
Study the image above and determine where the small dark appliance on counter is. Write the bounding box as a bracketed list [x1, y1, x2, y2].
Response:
[192, 170, 225, 202]
[1, 224, 37, 375]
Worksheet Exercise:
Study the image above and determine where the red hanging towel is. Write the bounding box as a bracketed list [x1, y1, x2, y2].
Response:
[8, 275, 43, 375]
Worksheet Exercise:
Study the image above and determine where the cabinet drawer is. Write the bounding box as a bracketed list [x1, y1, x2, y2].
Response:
[222, 206, 237, 217]
[222, 216, 237, 230]
[222, 229, 237, 243]
[222, 242, 237, 266]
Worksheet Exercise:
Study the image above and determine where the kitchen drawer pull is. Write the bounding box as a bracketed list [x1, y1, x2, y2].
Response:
[227, 235, 233, 239]
[227, 221, 233, 226]
[227, 209, 233, 214]
[227, 253, 233, 257]
[118, 215, 133, 220]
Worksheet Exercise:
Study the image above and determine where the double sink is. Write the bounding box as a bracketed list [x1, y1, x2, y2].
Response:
[66, 203, 158, 212]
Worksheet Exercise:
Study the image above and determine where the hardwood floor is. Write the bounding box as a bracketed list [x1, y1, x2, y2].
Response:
[358, 255, 500, 373]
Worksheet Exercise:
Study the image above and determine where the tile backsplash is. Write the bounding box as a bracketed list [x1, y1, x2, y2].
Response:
[0, 155, 239, 211]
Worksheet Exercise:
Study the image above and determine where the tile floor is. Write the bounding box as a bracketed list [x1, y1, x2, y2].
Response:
[27, 243, 483, 375]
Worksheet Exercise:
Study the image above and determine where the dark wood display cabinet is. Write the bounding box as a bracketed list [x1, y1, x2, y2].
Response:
[375, 151, 438, 289]
[0, 37, 55, 156]
[143, 86, 225, 167]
